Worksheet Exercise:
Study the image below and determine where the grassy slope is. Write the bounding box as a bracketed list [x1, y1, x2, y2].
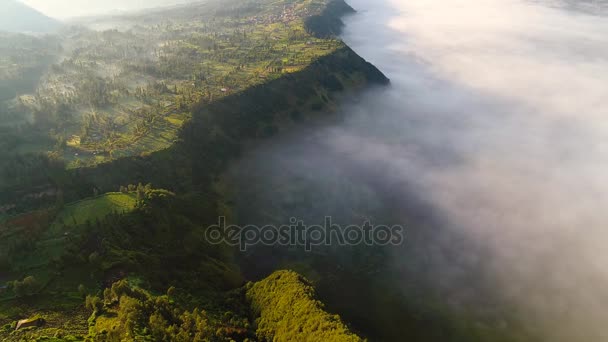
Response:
[51, 193, 136, 232]
[18, 192, 136, 266]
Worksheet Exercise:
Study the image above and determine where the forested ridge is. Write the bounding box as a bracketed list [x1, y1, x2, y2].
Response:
[0, 0, 547, 341]
[0, 0, 388, 340]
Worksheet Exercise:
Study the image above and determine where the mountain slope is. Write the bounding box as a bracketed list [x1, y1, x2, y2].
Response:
[0, 0, 60, 33]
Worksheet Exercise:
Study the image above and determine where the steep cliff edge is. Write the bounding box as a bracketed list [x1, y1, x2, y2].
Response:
[76, 0, 389, 193]
[75, 42, 388, 193]
[306, 0, 356, 37]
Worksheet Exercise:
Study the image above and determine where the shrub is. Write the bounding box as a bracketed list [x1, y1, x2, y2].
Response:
[85, 295, 103, 314]
[12, 275, 40, 298]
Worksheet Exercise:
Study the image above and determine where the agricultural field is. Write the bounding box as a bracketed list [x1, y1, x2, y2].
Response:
[0, 1, 388, 340]
[0, 192, 137, 303]
[0, 191, 138, 341]
[0, 193, 136, 341]
[50, 192, 136, 231]
[0, 0, 345, 168]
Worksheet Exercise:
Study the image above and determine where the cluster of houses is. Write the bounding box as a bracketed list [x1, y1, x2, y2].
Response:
[246, 4, 307, 26]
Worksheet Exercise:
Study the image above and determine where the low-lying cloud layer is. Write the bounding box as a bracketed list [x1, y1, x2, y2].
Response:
[340, 0, 608, 340]
[234, 0, 608, 340]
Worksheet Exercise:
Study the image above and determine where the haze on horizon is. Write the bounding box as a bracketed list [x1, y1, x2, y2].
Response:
[20, 0, 196, 19]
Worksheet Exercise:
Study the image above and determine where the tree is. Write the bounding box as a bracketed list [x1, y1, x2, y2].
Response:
[136, 183, 145, 205]
[12, 276, 40, 298]
[88, 252, 101, 267]
[78, 284, 87, 298]
[85, 295, 104, 314]
[166, 286, 176, 298]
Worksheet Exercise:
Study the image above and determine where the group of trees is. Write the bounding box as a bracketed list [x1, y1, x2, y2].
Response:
[247, 270, 362, 342]
[85, 280, 251, 341]
[0, 0, 355, 173]
[83, 270, 363, 342]
[79, 77, 113, 108]
[7, 276, 40, 298]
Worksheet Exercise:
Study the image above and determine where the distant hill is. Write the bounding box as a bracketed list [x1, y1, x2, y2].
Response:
[0, 0, 60, 33]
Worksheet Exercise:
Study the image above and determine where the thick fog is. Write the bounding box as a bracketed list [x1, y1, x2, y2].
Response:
[349, 0, 608, 339]
[231, 0, 608, 340]
[338, 0, 608, 340]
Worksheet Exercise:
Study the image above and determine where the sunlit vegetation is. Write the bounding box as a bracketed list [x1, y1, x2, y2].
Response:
[246, 270, 363, 341]
[85, 279, 252, 341]
[0, 0, 352, 170]
[80, 271, 363, 341]
[50, 192, 136, 231]
[0, 184, 243, 341]
[0, 0, 398, 341]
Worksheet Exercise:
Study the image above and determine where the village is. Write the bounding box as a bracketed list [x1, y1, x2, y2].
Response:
[0, 0, 338, 169]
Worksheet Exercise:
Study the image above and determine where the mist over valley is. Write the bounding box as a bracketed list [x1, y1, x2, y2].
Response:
[0, 0, 606, 341]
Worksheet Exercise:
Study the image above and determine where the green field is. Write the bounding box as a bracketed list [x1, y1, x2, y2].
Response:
[50, 192, 136, 232]
[0, 192, 136, 284]
[0, 192, 138, 340]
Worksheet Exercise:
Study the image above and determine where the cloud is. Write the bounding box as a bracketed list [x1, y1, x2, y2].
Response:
[232, 0, 608, 340]
[336, 0, 608, 339]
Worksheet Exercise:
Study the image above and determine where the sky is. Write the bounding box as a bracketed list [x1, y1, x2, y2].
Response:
[20, 0, 194, 19]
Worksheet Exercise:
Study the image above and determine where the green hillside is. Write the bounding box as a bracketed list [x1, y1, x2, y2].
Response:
[0, 0, 360, 170]
[0, 1, 393, 341]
